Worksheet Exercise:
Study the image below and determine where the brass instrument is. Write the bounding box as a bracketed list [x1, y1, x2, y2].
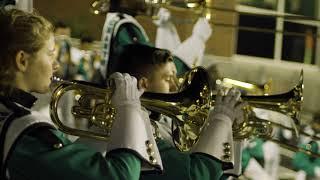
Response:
[50, 67, 303, 153]
[90, 0, 110, 15]
[89, 0, 320, 39]
[233, 72, 303, 140]
[216, 78, 272, 95]
[50, 67, 213, 151]
[89, 0, 209, 18]
[217, 73, 320, 158]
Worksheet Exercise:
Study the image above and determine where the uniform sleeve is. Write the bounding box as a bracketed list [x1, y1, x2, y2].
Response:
[7, 129, 142, 180]
[140, 139, 223, 180]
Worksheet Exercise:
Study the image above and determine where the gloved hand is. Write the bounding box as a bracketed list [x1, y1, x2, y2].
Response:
[153, 8, 172, 27]
[192, 17, 212, 42]
[209, 88, 246, 124]
[192, 88, 245, 166]
[154, 8, 181, 52]
[107, 73, 163, 171]
[110, 72, 144, 109]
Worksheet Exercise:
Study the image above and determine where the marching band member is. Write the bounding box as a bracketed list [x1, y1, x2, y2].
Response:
[0, 8, 162, 179]
[112, 43, 246, 180]
[153, 7, 212, 69]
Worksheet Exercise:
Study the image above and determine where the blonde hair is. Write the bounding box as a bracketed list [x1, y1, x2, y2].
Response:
[0, 8, 53, 90]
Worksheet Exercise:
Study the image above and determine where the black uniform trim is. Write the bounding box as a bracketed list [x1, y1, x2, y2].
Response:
[0, 87, 37, 109]
[222, 173, 241, 179]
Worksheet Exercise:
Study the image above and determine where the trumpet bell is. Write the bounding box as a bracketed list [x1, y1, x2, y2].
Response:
[232, 71, 303, 140]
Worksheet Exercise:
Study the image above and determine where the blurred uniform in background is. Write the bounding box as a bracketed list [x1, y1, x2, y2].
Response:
[92, 0, 212, 86]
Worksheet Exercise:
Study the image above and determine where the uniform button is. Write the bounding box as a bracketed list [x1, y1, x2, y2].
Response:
[224, 149, 231, 155]
[223, 142, 231, 149]
[133, 37, 138, 42]
[222, 155, 231, 161]
[53, 143, 63, 149]
[147, 148, 154, 155]
[145, 140, 153, 148]
[149, 156, 157, 164]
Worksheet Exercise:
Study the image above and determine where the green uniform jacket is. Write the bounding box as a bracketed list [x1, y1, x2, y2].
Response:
[7, 129, 142, 180]
[141, 139, 224, 180]
[0, 89, 143, 180]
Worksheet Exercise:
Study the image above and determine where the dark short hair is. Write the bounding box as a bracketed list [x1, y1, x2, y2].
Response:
[112, 44, 173, 80]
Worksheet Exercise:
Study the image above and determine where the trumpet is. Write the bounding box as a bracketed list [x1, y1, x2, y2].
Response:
[50, 67, 303, 152]
[89, 0, 210, 19]
[216, 78, 272, 95]
[50, 67, 212, 152]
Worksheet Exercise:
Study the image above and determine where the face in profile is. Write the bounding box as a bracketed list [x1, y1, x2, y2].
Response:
[23, 34, 59, 93]
[146, 62, 177, 94]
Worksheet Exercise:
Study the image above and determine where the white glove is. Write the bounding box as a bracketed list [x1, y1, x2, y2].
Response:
[209, 88, 244, 124]
[172, 18, 212, 68]
[153, 8, 181, 52]
[192, 88, 245, 167]
[192, 17, 212, 43]
[110, 72, 143, 109]
[107, 73, 163, 171]
[153, 8, 171, 27]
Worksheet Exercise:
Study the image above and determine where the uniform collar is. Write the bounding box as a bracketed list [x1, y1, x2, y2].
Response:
[0, 87, 37, 108]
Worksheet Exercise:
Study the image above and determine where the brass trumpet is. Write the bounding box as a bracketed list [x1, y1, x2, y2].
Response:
[234, 71, 303, 140]
[89, 0, 209, 18]
[50, 67, 303, 152]
[50, 67, 212, 152]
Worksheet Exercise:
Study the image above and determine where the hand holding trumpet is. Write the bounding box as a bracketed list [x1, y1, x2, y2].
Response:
[209, 87, 247, 126]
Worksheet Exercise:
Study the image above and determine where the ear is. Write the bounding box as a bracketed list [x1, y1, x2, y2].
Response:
[15, 50, 29, 72]
[138, 77, 149, 90]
